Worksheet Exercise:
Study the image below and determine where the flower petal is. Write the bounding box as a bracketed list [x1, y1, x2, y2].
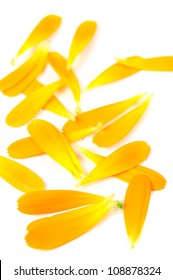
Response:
[14, 15, 62, 59]
[63, 93, 145, 142]
[67, 21, 97, 68]
[93, 94, 152, 147]
[25, 195, 114, 250]
[77, 147, 166, 191]
[123, 175, 151, 248]
[6, 81, 61, 127]
[87, 62, 140, 89]
[27, 119, 84, 179]
[0, 156, 44, 192]
[48, 51, 81, 104]
[78, 141, 150, 186]
[18, 190, 103, 214]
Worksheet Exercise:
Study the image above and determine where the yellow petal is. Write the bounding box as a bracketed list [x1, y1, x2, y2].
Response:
[8, 137, 44, 159]
[6, 81, 61, 127]
[78, 141, 150, 186]
[18, 189, 103, 214]
[77, 147, 166, 191]
[0, 156, 44, 192]
[93, 94, 153, 147]
[24, 80, 75, 120]
[3, 44, 48, 97]
[25, 195, 114, 250]
[14, 15, 62, 59]
[87, 62, 140, 89]
[48, 51, 81, 104]
[27, 119, 84, 179]
[67, 21, 97, 68]
[118, 56, 173, 71]
[63, 93, 145, 142]
[124, 175, 151, 248]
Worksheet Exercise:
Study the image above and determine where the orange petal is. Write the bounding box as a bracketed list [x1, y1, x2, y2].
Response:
[77, 147, 166, 191]
[25, 195, 114, 250]
[18, 189, 103, 214]
[124, 175, 151, 248]
[67, 21, 97, 68]
[48, 51, 81, 104]
[6, 81, 61, 127]
[63, 93, 145, 142]
[78, 141, 150, 186]
[87, 62, 140, 89]
[3, 43, 48, 97]
[14, 15, 62, 59]
[93, 94, 152, 147]
[0, 156, 44, 192]
[27, 119, 84, 179]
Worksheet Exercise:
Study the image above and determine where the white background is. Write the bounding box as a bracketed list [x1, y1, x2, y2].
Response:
[0, 0, 173, 279]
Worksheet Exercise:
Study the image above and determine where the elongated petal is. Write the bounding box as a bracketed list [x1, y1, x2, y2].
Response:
[3, 44, 48, 97]
[93, 94, 152, 147]
[78, 141, 150, 186]
[14, 15, 62, 59]
[124, 175, 151, 248]
[118, 56, 173, 71]
[18, 190, 103, 214]
[63, 93, 145, 142]
[8, 137, 44, 159]
[77, 147, 166, 191]
[25, 195, 114, 250]
[27, 119, 84, 179]
[87, 62, 140, 89]
[0, 156, 44, 192]
[48, 52, 81, 103]
[24, 80, 75, 120]
[6, 81, 61, 127]
[67, 21, 97, 68]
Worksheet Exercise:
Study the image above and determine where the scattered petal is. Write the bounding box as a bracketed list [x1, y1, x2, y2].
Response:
[123, 175, 151, 248]
[25, 195, 115, 250]
[93, 94, 153, 147]
[18, 189, 103, 214]
[78, 141, 150, 186]
[27, 119, 84, 179]
[67, 21, 97, 68]
[0, 156, 44, 192]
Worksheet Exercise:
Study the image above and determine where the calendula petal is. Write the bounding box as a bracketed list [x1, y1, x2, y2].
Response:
[3, 44, 48, 97]
[87, 62, 140, 89]
[14, 15, 62, 59]
[118, 56, 173, 71]
[8, 137, 44, 159]
[6, 81, 61, 127]
[67, 21, 97, 68]
[78, 141, 150, 186]
[25, 195, 114, 250]
[63, 93, 145, 142]
[48, 52, 81, 104]
[0, 156, 44, 192]
[124, 175, 151, 248]
[93, 94, 152, 147]
[27, 119, 84, 179]
[77, 147, 166, 191]
[18, 190, 103, 214]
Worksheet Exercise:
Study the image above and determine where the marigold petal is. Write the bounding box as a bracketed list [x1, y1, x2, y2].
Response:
[25, 196, 114, 250]
[63, 94, 145, 142]
[124, 175, 151, 248]
[93, 94, 152, 147]
[78, 141, 150, 186]
[0, 156, 44, 192]
[67, 21, 97, 68]
[18, 190, 103, 214]
[27, 119, 84, 179]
